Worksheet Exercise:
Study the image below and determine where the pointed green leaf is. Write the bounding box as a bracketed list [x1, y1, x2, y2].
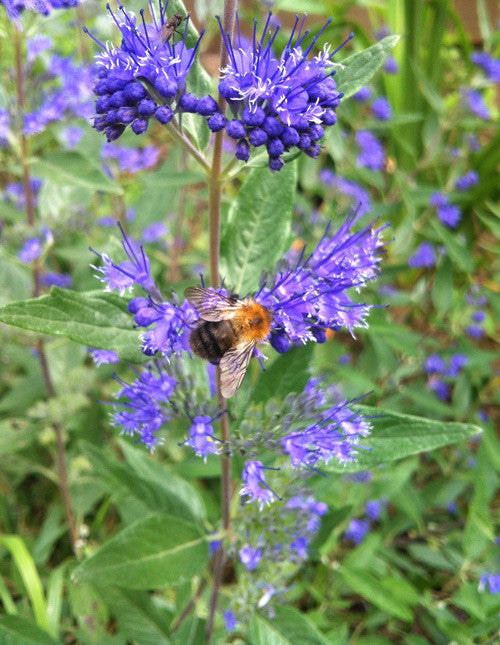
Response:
[221, 161, 297, 294]
[30, 151, 122, 195]
[249, 605, 330, 645]
[0, 616, 59, 645]
[0, 288, 144, 363]
[336, 36, 400, 99]
[72, 514, 208, 589]
[325, 406, 481, 473]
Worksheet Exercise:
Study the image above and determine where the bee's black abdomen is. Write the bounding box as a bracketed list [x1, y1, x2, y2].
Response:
[189, 320, 236, 362]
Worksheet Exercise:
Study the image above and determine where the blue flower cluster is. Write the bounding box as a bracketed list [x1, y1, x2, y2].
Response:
[102, 142, 160, 174]
[430, 192, 461, 228]
[423, 352, 468, 402]
[344, 498, 384, 544]
[1, 0, 78, 26]
[23, 55, 95, 135]
[203, 13, 351, 171]
[408, 241, 437, 268]
[256, 214, 386, 351]
[86, 1, 204, 141]
[112, 363, 177, 450]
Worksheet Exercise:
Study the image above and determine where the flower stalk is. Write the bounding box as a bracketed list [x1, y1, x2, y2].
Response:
[13, 25, 79, 556]
[205, 0, 237, 640]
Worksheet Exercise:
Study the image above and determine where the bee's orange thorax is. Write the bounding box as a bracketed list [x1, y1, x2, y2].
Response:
[233, 300, 273, 343]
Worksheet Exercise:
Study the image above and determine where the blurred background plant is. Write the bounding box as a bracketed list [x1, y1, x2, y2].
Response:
[0, 0, 499, 643]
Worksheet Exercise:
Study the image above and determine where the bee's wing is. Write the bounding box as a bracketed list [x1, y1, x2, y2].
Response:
[184, 286, 239, 322]
[219, 341, 255, 398]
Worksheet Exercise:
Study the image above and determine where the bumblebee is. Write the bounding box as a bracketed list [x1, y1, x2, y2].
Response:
[184, 287, 273, 398]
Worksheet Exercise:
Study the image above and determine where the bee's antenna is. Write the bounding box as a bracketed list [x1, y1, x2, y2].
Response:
[199, 273, 205, 288]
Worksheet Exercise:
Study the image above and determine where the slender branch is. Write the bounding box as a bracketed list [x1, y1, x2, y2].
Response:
[13, 26, 79, 556]
[205, 1, 238, 642]
[168, 120, 210, 171]
[170, 575, 208, 633]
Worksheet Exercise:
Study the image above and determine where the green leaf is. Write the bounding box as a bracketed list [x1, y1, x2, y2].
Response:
[67, 580, 110, 644]
[0, 536, 50, 634]
[0, 288, 144, 363]
[339, 567, 413, 622]
[221, 161, 297, 294]
[80, 440, 206, 523]
[251, 345, 314, 403]
[0, 616, 59, 645]
[30, 151, 122, 195]
[249, 605, 330, 645]
[431, 256, 453, 314]
[336, 36, 400, 100]
[430, 220, 474, 273]
[97, 587, 171, 645]
[72, 514, 208, 589]
[325, 406, 482, 473]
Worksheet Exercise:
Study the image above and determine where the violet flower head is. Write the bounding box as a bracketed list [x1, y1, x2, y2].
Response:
[241, 461, 281, 510]
[471, 310, 485, 323]
[1, 0, 79, 26]
[281, 399, 371, 469]
[366, 499, 382, 521]
[471, 52, 500, 82]
[91, 223, 160, 298]
[455, 170, 478, 191]
[344, 518, 370, 544]
[384, 55, 398, 74]
[428, 378, 450, 401]
[479, 572, 500, 594]
[423, 353, 446, 375]
[257, 214, 386, 347]
[430, 193, 461, 228]
[18, 237, 42, 263]
[85, 0, 204, 141]
[212, 12, 353, 170]
[239, 544, 262, 571]
[182, 414, 220, 461]
[41, 272, 73, 288]
[352, 85, 371, 102]
[466, 324, 483, 339]
[223, 610, 237, 631]
[111, 365, 177, 450]
[355, 130, 385, 171]
[461, 88, 490, 119]
[371, 96, 392, 120]
[408, 242, 436, 268]
[89, 348, 120, 365]
[446, 353, 468, 378]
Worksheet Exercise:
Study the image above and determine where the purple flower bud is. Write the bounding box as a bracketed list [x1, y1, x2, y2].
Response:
[95, 96, 111, 114]
[408, 242, 436, 268]
[267, 138, 285, 158]
[155, 106, 173, 124]
[366, 500, 382, 521]
[239, 544, 262, 571]
[155, 76, 177, 98]
[353, 86, 372, 102]
[295, 116, 309, 131]
[196, 95, 218, 116]
[93, 116, 107, 131]
[235, 139, 250, 162]
[137, 99, 156, 117]
[466, 325, 483, 339]
[109, 91, 126, 108]
[423, 354, 446, 375]
[116, 107, 136, 124]
[269, 156, 284, 172]
[207, 112, 226, 132]
[305, 143, 321, 158]
[270, 329, 289, 353]
[321, 109, 337, 125]
[219, 77, 240, 101]
[428, 378, 450, 401]
[107, 77, 128, 93]
[18, 238, 41, 263]
[384, 56, 399, 74]
[134, 306, 160, 327]
[455, 170, 479, 191]
[372, 97, 392, 120]
[223, 610, 237, 631]
[105, 109, 120, 125]
[262, 117, 284, 137]
[298, 134, 311, 150]
[94, 80, 109, 96]
[124, 82, 146, 103]
[281, 127, 299, 147]
[128, 297, 149, 314]
[89, 349, 120, 365]
[472, 310, 485, 323]
[179, 93, 198, 113]
[131, 119, 148, 135]
[241, 106, 265, 127]
[311, 327, 326, 343]
[309, 124, 325, 141]
[226, 119, 246, 139]
[248, 128, 268, 147]
[106, 124, 126, 141]
[344, 518, 370, 544]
